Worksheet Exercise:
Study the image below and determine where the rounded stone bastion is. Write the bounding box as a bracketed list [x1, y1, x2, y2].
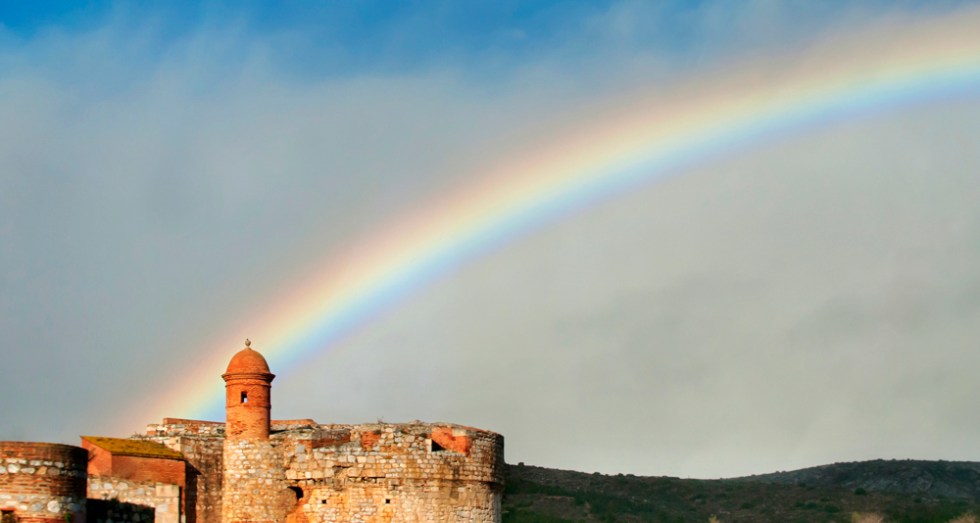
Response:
[274, 422, 505, 523]
[0, 442, 88, 523]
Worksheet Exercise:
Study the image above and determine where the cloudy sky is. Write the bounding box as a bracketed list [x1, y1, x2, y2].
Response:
[2, 1, 980, 479]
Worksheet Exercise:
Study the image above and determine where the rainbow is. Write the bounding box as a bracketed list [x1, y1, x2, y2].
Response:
[139, 7, 980, 425]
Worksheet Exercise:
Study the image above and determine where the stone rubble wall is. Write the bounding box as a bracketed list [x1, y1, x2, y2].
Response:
[270, 421, 317, 433]
[87, 476, 180, 523]
[0, 442, 88, 523]
[141, 431, 224, 523]
[222, 440, 293, 523]
[147, 420, 225, 439]
[145, 419, 316, 439]
[300, 480, 501, 523]
[280, 423, 504, 523]
[283, 423, 504, 484]
[142, 419, 505, 523]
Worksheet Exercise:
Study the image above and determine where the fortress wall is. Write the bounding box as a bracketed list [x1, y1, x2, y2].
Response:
[142, 431, 224, 523]
[0, 442, 87, 523]
[147, 420, 225, 438]
[279, 423, 503, 523]
[141, 417, 505, 523]
[283, 424, 504, 483]
[178, 438, 224, 523]
[270, 421, 317, 432]
[87, 476, 180, 523]
[222, 440, 293, 523]
[301, 480, 501, 523]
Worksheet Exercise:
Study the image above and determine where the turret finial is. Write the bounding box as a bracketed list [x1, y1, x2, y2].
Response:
[245, 338, 251, 348]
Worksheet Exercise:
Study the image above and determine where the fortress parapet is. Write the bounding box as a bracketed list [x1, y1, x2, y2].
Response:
[145, 419, 504, 523]
[0, 442, 87, 523]
[281, 422, 504, 523]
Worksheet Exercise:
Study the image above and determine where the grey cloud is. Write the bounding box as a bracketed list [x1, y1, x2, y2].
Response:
[3, 2, 980, 479]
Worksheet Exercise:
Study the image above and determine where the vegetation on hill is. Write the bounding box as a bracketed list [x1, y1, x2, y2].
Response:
[502, 462, 980, 523]
[740, 460, 980, 501]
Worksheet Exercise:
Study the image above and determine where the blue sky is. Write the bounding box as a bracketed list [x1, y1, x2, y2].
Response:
[2, 1, 980, 479]
[1, 1, 621, 72]
[4, 1, 967, 78]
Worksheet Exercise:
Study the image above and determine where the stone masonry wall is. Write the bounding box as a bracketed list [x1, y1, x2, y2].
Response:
[178, 438, 224, 523]
[0, 442, 87, 523]
[302, 482, 500, 523]
[147, 420, 225, 438]
[87, 477, 179, 523]
[144, 424, 225, 523]
[279, 423, 504, 523]
[222, 439, 293, 523]
[141, 419, 504, 523]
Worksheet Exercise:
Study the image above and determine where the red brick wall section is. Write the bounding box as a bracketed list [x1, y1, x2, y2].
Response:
[360, 431, 381, 451]
[0, 442, 87, 523]
[81, 443, 112, 477]
[224, 377, 272, 440]
[430, 427, 473, 456]
[13, 517, 65, 523]
[109, 455, 185, 488]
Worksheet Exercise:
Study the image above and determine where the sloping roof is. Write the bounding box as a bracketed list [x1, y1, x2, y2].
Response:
[81, 436, 183, 460]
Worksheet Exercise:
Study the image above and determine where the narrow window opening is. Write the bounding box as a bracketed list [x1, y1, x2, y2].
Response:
[1, 509, 16, 523]
[321, 500, 327, 505]
[241, 391, 248, 404]
[431, 439, 446, 452]
[385, 499, 391, 504]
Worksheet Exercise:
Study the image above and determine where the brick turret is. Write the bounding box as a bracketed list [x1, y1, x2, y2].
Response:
[222, 339, 275, 440]
[221, 341, 290, 523]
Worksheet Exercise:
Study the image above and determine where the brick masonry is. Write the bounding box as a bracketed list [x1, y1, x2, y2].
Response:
[0, 442, 87, 523]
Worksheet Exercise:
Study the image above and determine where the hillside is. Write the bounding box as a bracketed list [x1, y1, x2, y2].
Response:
[740, 460, 980, 501]
[502, 461, 980, 523]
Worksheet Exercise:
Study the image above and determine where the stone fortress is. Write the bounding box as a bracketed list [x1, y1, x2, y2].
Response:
[1, 341, 504, 523]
